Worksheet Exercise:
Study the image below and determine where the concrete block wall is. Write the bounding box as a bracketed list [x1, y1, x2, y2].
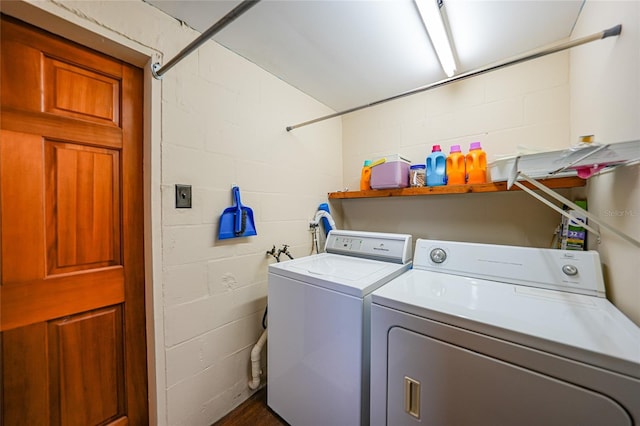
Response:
[342, 53, 571, 190]
[157, 26, 342, 426]
[338, 53, 575, 249]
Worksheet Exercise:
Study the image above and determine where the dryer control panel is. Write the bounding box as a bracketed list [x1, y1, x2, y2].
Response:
[413, 239, 606, 297]
[325, 230, 412, 264]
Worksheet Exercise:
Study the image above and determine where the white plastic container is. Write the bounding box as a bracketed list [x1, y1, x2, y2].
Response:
[370, 154, 411, 189]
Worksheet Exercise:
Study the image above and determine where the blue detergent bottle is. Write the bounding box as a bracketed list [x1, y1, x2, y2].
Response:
[426, 144, 447, 186]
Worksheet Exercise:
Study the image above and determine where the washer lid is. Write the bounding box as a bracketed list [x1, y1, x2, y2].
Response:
[269, 253, 410, 297]
[372, 269, 640, 378]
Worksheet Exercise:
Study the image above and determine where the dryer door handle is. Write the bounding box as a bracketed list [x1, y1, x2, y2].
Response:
[404, 376, 421, 419]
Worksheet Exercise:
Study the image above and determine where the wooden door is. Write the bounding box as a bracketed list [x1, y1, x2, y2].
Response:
[0, 16, 148, 425]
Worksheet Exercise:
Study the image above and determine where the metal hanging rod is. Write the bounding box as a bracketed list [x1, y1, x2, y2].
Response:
[286, 24, 622, 132]
[152, 0, 261, 79]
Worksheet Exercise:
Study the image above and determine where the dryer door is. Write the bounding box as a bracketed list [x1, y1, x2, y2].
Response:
[387, 327, 631, 426]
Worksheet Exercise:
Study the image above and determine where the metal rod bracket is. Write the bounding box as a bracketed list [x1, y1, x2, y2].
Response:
[151, 62, 163, 80]
[151, 0, 260, 80]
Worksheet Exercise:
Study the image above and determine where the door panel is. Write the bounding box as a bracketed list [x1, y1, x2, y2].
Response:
[48, 307, 125, 426]
[43, 56, 120, 125]
[1, 16, 147, 425]
[45, 141, 121, 274]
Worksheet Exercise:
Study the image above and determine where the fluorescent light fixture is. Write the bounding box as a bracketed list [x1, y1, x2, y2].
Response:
[415, 0, 457, 77]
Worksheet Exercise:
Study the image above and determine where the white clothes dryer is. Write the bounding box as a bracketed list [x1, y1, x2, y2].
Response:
[371, 239, 640, 426]
[268, 230, 412, 426]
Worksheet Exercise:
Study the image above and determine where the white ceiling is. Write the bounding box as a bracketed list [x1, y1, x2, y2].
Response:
[147, 0, 585, 111]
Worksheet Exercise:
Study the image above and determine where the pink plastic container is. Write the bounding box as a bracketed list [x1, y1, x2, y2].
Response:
[370, 155, 411, 189]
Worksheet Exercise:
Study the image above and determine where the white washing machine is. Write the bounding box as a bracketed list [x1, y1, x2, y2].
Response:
[268, 230, 412, 426]
[371, 239, 640, 426]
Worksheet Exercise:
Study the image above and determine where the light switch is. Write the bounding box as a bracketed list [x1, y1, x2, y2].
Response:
[175, 184, 192, 208]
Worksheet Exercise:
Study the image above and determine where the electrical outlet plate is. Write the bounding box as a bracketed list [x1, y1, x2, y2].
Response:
[175, 184, 192, 208]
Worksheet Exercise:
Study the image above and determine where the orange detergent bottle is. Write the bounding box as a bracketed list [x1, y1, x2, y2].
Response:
[466, 142, 487, 184]
[360, 160, 372, 190]
[446, 145, 466, 185]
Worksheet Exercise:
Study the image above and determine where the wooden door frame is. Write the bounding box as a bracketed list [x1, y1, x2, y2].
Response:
[0, 2, 166, 424]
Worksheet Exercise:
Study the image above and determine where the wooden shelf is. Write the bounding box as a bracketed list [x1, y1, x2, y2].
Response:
[328, 176, 586, 199]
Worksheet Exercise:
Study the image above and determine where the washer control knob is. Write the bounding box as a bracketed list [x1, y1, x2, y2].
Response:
[562, 264, 578, 276]
[430, 248, 447, 264]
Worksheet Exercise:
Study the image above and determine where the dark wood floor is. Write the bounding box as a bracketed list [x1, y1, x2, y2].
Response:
[213, 387, 289, 426]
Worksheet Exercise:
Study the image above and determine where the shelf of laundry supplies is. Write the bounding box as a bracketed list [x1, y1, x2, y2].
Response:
[327, 176, 586, 199]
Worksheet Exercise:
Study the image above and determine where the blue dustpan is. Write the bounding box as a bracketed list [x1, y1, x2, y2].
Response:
[219, 186, 257, 239]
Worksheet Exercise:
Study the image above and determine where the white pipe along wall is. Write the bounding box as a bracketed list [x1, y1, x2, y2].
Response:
[248, 329, 268, 390]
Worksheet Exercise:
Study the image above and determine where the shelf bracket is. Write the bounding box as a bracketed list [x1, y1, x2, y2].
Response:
[508, 161, 640, 248]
